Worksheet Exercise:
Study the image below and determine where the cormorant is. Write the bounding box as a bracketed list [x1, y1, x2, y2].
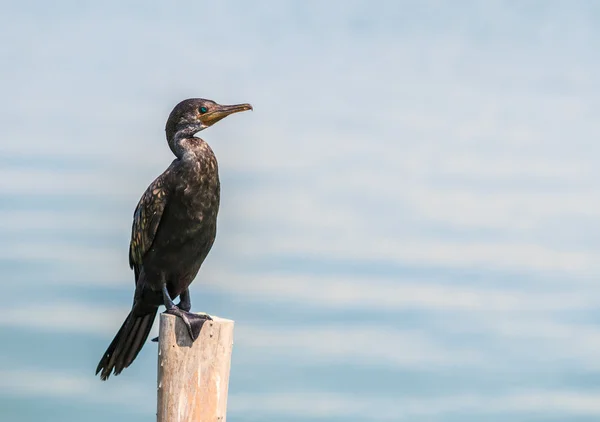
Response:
[96, 98, 252, 381]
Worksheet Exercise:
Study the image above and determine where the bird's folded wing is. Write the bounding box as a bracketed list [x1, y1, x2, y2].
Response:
[128, 174, 169, 280]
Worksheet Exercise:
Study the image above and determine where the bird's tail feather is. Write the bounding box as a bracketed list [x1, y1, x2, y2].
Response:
[96, 308, 158, 381]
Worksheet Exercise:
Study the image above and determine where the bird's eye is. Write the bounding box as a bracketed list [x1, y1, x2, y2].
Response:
[199, 106, 208, 114]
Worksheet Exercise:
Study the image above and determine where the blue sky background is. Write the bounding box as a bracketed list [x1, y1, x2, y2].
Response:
[2, 1, 600, 421]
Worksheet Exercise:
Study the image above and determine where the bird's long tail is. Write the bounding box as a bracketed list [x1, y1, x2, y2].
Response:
[96, 307, 158, 381]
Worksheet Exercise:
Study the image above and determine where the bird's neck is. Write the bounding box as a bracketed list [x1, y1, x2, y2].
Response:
[167, 125, 205, 158]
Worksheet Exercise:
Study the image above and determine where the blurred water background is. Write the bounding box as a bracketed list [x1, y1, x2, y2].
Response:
[2, 1, 600, 421]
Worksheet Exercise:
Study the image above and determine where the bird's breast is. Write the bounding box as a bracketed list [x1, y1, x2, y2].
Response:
[173, 156, 220, 227]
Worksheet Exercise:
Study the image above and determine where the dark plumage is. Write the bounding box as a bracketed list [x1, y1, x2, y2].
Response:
[96, 98, 252, 381]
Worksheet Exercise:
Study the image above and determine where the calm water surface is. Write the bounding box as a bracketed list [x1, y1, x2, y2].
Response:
[2, 2, 600, 421]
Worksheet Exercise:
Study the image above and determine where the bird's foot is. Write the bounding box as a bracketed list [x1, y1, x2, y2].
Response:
[167, 308, 212, 341]
[175, 300, 191, 312]
[150, 308, 212, 342]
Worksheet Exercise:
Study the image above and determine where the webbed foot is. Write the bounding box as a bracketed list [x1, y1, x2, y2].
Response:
[151, 308, 212, 342]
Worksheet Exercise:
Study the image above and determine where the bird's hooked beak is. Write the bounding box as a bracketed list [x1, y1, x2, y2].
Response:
[202, 103, 253, 127]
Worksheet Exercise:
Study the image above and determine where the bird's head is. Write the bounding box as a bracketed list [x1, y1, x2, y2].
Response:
[165, 98, 253, 143]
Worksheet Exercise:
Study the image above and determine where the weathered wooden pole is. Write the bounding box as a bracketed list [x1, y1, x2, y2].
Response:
[157, 314, 235, 422]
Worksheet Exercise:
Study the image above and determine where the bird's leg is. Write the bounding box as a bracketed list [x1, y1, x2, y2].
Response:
[161, 284, 211, 342]
[176, 288, 191, 312]
[161, 284, 177, 310]
[151, 286, 212, 343]
[150, 284, 178, 343]
[176, 288, 211, 319]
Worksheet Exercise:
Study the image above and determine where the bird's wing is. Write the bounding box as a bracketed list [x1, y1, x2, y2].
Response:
[128, 173, 169, 281]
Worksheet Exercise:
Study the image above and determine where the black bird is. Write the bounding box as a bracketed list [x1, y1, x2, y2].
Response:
[96, 98, 252, 381]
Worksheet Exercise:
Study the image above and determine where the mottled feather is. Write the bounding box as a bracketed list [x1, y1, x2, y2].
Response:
[128, 171, 170, 281]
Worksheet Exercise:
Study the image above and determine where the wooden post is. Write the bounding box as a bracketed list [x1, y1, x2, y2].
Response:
[157, 314, 235, 422]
